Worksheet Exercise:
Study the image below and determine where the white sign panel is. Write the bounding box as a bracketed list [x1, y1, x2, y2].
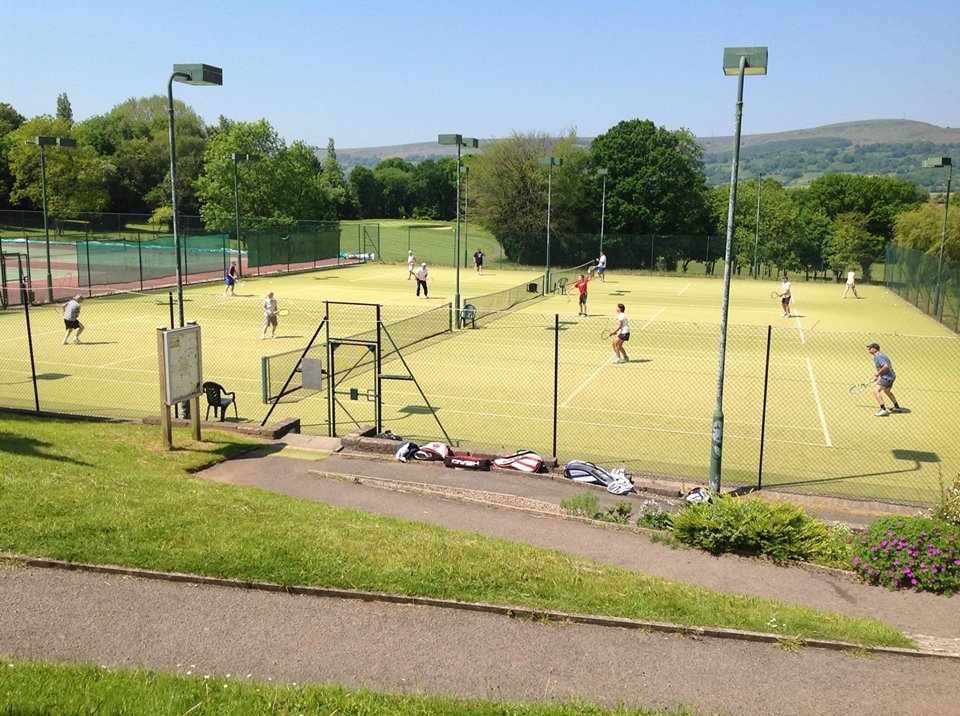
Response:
[162, 325, 202, 405]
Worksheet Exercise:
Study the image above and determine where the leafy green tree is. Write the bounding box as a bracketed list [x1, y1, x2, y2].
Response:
[348, 165, 379, 219]
[195, 119, 332, 228]
[56, 93, 73, 122]
[894, 201, 960, 262]
[318, 138, 353, 218]
[823, 212, 885, 279]
[411, 157, 456, 220]
[802, 174, 925, 242]
[0, 102, 26, 209]
[591, 120, 711, 236]
[7, 117, 113, 221]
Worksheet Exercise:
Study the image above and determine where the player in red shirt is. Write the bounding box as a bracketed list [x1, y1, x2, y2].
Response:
[574, 273, 591, 317]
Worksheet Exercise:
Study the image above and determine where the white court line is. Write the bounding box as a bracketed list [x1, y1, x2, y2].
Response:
[806, 357, 832, 447]
[677, 282, 692, 296]
[793, 312, 805, 344]
[559, 307, 665, 408]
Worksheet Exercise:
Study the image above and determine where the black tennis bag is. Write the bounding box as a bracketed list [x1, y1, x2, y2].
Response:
[443, 455, 492, 471]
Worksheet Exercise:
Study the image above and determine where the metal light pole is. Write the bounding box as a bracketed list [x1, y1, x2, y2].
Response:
[923, 157, 953, 320]
[752, 174, 762, 279]
[597, 168, 609, 254]
[26, 136, 76, 302]
[168, 63, 223, 328]
[438, 134, 478, 320]
[539, 156, 562, 294]
[711, 47, 768, 494]
[232, 152, 260, 278]
[462, 165, 470, 265]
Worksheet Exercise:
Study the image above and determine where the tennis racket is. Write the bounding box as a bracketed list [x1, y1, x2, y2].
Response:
[770, 290, 780, 299]
[600, 329, 611, 342]
[848, 379, 877, 395]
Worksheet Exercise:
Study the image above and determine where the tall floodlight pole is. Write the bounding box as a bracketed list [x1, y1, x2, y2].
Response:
[539, 156, 562, 293]
[752, 174, 762, 279]
[438, 134, 478, 322]
[597, 168, 609, 254]
[168, 63, 223, 328]
[711, 47, 768, 494]
[922, 157, 953, 320]
[26, 136, 76, 302]
[232, 152, 260, 278]
[462, 165, 470, 263]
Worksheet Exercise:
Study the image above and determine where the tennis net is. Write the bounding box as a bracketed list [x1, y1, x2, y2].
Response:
[465, 273, 545, 326]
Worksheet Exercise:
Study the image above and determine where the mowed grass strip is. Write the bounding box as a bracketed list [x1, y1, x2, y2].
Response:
[0, 659, 700, 716]
[0, 414, 911, 648]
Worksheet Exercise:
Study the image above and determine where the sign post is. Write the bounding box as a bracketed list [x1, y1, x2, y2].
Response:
[157, 323, 203, 448]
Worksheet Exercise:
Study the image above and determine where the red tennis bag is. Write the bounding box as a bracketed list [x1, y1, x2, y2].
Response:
[492, 450, 544, 473]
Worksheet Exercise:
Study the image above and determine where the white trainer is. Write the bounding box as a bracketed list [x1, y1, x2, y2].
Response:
[875, 408, 889, 417]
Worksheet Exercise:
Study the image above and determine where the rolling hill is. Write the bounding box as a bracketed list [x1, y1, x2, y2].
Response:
[336, 120, 960, 190]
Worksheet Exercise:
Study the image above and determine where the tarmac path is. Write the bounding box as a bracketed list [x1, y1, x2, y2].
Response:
[2, 447, 959, 715]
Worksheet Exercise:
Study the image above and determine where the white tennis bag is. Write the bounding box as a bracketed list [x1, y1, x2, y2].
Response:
[563, 461, 635, 494]
[414, 442, 450, 461]
[492, 450, 544, 473]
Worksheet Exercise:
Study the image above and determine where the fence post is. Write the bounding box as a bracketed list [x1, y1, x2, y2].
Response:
[552, 313, 559, 459]
[138, 234, 144, 291]
[757, 325, 772, 490]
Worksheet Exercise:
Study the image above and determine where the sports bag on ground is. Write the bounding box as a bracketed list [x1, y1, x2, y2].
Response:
[414, 442, 450, 461]
[395, 442, 419, 462]
[563, 460, 635, 494]
[492, 450, 544, 473]
[443, 455, 492, 471]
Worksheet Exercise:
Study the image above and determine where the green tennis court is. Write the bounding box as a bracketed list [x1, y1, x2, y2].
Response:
[1, 262, 956, 505]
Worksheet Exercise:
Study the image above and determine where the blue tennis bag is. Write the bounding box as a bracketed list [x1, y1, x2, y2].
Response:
[563, 460, 635, 494]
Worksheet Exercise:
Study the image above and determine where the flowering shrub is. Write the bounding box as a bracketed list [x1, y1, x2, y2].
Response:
[851, 515, 960, 595]
[931, 473, 960, 527]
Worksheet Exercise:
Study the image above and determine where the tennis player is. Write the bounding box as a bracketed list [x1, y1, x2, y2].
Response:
[261, 291, 278, 339]
[473, 248, 484, 275]
[415, 263, 429, 298]
[778, 274, 792, 317]
[867, 342, 902, 416]
[223, 261, 238, 296]
[595, 250, 607, 283]
[608, 303, 630, 363]
[573, 273, 590, 316]
[407, 250, 416, 280]
[843, 269, 860, 299]
[62, 295, 84, 344]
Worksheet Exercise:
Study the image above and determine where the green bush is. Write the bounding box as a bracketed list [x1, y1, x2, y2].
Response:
[636, 503, 674, 531]
[596, 501, 633, 524]
[670, 496, 834, 564]
[851, 515, 960, 594]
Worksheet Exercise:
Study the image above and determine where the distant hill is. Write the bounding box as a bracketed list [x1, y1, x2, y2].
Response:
[336, 120, 960, 190]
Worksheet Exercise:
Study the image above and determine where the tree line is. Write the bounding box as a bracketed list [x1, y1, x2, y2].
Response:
[1, 97, 956, 279]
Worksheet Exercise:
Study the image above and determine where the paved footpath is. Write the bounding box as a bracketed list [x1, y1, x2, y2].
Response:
[2, 445, 958, 715]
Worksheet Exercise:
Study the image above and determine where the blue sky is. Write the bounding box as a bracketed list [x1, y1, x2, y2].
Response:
[2, 0, 958, 149]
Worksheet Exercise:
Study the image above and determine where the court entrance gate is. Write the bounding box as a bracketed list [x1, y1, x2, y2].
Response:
[262, 301, 450, 444]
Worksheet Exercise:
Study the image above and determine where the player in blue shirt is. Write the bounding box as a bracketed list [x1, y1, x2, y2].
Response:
[867, 342, 903, 417]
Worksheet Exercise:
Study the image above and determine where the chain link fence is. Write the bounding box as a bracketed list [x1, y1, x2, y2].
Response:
[885, 243, 959, 333]
[1, 287, 956, 507]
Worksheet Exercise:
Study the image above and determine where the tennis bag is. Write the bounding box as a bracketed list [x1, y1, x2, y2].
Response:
[492, 450, 544, 473]
[563, 461, 635, 495]
[443, 455, 492, 471]
[414, 442, 450, 461]
[395, 442, 420, 463]
[683, 486, 713, 504]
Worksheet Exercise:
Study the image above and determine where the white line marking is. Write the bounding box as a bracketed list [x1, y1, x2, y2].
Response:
[793, 312, 805, 343]
[642, 307, 665, 328]
[806, 357, 832, 447]
[560, 359, 609, 408]
[677, 283, 691, 296]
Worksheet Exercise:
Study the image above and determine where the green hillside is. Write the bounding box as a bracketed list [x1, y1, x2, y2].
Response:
[338, 120, 960, 190]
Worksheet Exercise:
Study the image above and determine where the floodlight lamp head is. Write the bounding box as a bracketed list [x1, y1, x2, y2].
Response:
[438, 133, 462, 145]
[539, 157, 562, 166]
[232, 152, 261, 162]
[923, 157, 952, 168]
[597, 168, 609, 176]
[172, 63, 223, 86]
[722, 47, 768, 75]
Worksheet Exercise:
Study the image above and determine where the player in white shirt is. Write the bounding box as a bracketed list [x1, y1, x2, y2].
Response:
[843, 269, 860, 298]
[607, 303, 631, 363]
[778, 275, 792, 317]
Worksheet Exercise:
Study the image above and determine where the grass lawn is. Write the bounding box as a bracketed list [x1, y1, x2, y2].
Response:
[0, 413, 920, 714]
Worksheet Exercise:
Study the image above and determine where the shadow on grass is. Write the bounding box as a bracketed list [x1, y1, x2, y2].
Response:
[0, 431, 91, 466]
